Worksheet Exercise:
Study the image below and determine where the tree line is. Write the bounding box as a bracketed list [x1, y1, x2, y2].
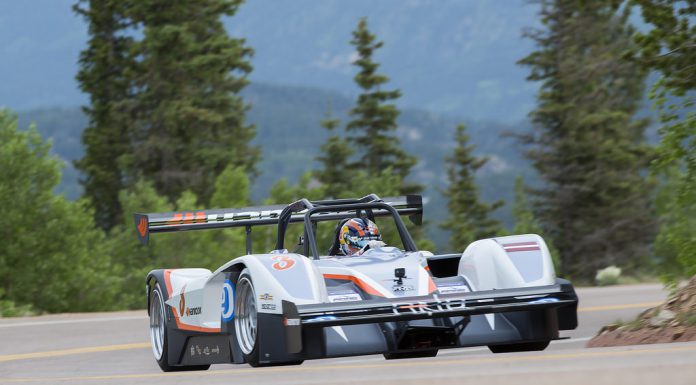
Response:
[0, 0, 693, 315]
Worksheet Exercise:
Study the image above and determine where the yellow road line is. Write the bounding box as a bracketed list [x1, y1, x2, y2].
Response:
[578, 302, 661, 312]
[0, 343, 150, 363]
[2, 344, 696, 383]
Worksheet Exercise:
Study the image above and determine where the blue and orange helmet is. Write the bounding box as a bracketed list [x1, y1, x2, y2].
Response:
[339, 218, 381, 255]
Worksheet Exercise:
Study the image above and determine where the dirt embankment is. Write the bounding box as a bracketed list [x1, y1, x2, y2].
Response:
[588, 275, 696, 348]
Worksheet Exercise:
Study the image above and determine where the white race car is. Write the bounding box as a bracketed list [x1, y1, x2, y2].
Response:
[135, 194, 578, 371]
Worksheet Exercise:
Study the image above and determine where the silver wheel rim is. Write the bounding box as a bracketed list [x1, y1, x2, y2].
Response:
[235, 276, 257, 355]
[149, 288, 165, 360]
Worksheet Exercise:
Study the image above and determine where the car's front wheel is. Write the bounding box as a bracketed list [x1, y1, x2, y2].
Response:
[234, 269, 303, 367]
[149, 282, 210, 372]
[235, 269, 262, 366]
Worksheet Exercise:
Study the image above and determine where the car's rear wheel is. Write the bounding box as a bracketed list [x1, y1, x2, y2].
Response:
[149, 282, 210, 372]
[488, 340, 550, 353]
[383, 349, 439, 360]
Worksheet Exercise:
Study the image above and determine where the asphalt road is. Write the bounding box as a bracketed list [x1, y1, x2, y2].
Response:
[2, 283, 694, 385]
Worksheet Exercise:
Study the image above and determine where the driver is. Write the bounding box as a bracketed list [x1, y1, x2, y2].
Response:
[339, 218, 385, 256]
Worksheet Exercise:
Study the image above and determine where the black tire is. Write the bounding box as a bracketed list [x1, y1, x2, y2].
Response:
[149, 282, 210, 372]
[234, 269, 303, 367]
[383, 349, 439, 360]
[488, 340, 550, 354]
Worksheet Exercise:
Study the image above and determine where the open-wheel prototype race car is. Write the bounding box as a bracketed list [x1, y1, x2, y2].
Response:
[135, 194, 578, 371]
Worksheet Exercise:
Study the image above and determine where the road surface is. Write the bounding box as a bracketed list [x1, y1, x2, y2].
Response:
[2, 283, 693, 385]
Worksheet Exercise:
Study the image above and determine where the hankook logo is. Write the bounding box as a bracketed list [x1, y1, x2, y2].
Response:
[392, 285, 414, 292]
[185, 307, 201, 316]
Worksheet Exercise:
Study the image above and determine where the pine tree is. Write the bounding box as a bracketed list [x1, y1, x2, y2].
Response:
[440, 124, 502, 249]
[75, 0, 258, 223]
[346, 17, 420, 194]
[73, 0, 135, 229]
[314, 111, 355, 198]
[631, 1, 695, 280]
[120, 0, 258, 204]
[518, 0, 656, 280]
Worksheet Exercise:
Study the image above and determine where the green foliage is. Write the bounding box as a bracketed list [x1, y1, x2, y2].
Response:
[631, 1, 696, 281]
[0, 110, 118, 313]
[120, 0, 258, 204]
[654, 167, 696, 281]
[73, 0, 136, 229]
[518, 1, 656, 280]
[314, 111, 355, 198]
[345, 17, 420, 194]
[440, 124, 503, 249]
[74, 0, 258, 230]
[631, 0, 695, 96]
[107, 165, 251, 309]
[512, 176, 561, 271]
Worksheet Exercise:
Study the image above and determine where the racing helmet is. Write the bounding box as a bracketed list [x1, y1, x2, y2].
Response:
[339, 218, 381, 256]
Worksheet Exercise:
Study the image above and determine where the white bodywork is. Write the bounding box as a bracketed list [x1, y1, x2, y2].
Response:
[163, 234, 556, 332]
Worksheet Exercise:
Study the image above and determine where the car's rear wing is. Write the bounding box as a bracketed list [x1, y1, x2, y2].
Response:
[133, 194, 423, 246]
[281, 279, 579, 354]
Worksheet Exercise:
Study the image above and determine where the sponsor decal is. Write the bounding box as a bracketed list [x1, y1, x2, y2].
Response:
[436, 282, 471, 294]
[189, 344, 221, 357]
[284, 318, 301, 326]
[259, 293, 274, 301]
[392, 298, 466, 315]
[185, 307, 201, 316]
[221, 279, 235, 322]
[179, 285, 187, 317]
[392, 284, 414, 292]
[271, 255, 296, 271]
[137, 217, 147, 237]
[168, 211, 206, 225]
[178, 285, 201, 318]
[529, 297, 559, 304]
[261, 303, 276, 311]
[328, 293, 362, 303]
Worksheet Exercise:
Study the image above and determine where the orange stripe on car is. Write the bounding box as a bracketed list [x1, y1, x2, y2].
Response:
[323, 274, 385, 297]
[427, 275, 437, 294]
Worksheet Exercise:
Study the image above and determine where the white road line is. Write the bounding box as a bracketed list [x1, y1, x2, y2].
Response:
[0, 316, 147, 328]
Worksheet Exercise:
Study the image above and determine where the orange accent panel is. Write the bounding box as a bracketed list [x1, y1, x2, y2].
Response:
[427, 275, 437, 294]
[323, 274, 384, 297]
[163, 270, 221, 333]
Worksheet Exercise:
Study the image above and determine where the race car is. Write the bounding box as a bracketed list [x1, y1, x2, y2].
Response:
[135, 194, 578, 371]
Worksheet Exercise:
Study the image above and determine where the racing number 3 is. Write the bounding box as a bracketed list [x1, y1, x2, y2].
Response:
[271, 255, 295, 271]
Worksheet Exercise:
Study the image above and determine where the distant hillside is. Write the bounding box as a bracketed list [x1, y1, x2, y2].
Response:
[17, 82, 533, 251]
[2, 0, 539, 123]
